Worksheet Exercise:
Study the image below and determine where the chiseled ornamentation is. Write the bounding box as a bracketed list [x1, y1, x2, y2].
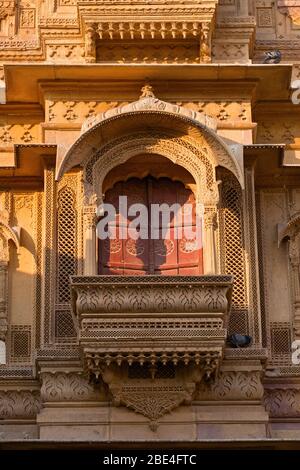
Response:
[73, 283, 230, 314]
[71, 275, 232, 425]
[40, 372, 100, 402]
[197, 371, 264, 401]
[57, 93, 243, 204]
[0, 1, 15, 20]
[111, 382, 195, 431]
[264, 386, 300, 417]
[0, 390, 41, 419]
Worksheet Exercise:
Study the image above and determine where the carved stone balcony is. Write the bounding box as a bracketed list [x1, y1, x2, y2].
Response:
[71, 275, 233, 427]
[80, 1, 219, 63]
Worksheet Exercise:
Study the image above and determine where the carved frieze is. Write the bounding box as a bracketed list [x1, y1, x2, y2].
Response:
[0, 124, 39, 147]
[40, 372, 101, 402]
[197, 370, 264, 401]
[46, 44, 85, 62]
[45, 99, 251, 124]
[0, 390, 41, 419]
[72, 275, 233, 316]
[257, 121, 298, 144]
[264, 385, 300, 417]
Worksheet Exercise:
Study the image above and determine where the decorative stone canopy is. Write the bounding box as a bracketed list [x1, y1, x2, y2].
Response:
[56, 86, 244, 197]
[71, 274, 233, 427]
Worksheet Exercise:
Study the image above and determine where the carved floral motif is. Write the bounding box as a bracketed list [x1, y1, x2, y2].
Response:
[111, 382, 194, 430]
[197, 371, 264, 401]
[74, 284, 230, 314]
[0, 390, 41, 419]
[40, 372, 100, 402]
[264, 386, 300, 417]
[0, 124, 39, 146]
[20, 9, 35, 28]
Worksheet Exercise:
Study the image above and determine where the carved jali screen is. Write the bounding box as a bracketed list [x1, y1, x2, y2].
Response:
[98, 177, 203, 275]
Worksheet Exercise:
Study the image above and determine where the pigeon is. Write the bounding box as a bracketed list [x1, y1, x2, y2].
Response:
[227, 333, 252, 348]
[263, 50, 281, 64]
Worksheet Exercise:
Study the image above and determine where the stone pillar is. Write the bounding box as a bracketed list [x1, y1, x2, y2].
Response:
[200, 22, 212, 63]
[83, 206, 97, 275]
[203, 207, 217, 274]
[85, 23, 97, 63]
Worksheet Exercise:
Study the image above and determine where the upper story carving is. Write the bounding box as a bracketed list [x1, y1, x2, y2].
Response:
[0, 1, 299, 63]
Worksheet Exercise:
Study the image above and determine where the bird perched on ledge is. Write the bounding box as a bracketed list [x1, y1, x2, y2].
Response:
[228, 333, 252, 348]
[263, 50, 282, 64]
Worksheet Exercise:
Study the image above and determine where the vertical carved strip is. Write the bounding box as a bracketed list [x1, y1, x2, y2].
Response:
[200, 22, 212, 63]
[42, 166, 56, 345]
[203, 207, 218, 274]
[256, 191, 269, 348]
[85, 24, 97, 63]
[244, 165, 262, 345]
[34, 192, 43, 349]
[219, 167, 248, 335]
[83, 205, 97, 275]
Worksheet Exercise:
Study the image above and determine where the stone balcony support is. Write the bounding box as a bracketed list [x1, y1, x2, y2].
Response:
[71, 275, 233, 428]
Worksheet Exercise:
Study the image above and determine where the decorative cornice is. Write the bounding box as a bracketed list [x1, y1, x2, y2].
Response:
[92, 21, 203, 41]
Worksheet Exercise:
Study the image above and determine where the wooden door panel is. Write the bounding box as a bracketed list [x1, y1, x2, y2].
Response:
[123, 238, 149, 269]
[99, 176, 203, 275]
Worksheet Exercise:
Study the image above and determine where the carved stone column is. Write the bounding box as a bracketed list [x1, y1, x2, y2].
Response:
[83, 205, 97, 275]
[203, 207, 218, 274]
[85, 23, 97, 63]
[200, 22, 212, 63]
[202, 182, 220, 274]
